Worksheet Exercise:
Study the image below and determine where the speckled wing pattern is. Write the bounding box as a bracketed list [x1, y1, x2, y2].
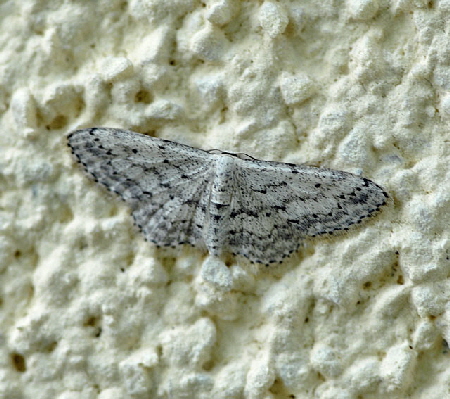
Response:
[67, 127, 388, 265]
[68, 128, 213, 251]
[225, 159, 388, 263]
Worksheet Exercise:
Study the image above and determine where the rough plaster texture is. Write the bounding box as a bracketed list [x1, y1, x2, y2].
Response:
[0, 0, 449, 398]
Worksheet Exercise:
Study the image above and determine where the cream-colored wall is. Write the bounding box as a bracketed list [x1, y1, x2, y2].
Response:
[1, 1, 449, 398]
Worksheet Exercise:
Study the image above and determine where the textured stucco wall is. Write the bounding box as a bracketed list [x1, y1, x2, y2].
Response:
[1, 1, 449, 398]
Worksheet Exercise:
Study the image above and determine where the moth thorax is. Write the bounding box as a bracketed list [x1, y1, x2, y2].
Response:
[210, 156, 235, 205]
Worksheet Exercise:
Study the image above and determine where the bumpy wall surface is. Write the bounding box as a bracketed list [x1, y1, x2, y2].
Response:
[1, 1, 449, 398]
